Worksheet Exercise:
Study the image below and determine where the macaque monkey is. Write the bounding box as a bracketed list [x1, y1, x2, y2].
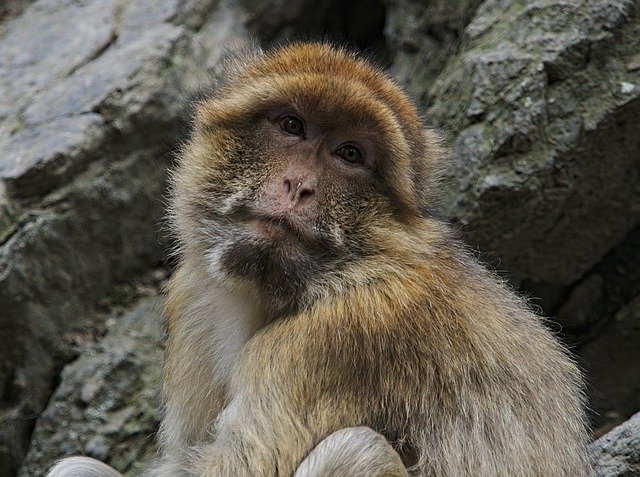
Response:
[48, 43, 590, 476]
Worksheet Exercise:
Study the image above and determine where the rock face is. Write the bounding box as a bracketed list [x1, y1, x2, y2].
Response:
[591, 412, 640, 477]
[581, 294, 640, 428]
[18, 298, 164, 477]
[385, 0, 484, 96]
[0, 0, 248, 473]
[424, 0, 640, 290]
[1, 0, 639, 475]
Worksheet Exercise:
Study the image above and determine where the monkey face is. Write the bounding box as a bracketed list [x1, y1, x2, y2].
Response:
[187, 113, 390, 310]
[173, 44, 439, 312]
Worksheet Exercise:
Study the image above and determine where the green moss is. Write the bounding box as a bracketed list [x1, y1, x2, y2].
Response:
[0, 207, 17, 244]
[9, 113, 25, 135]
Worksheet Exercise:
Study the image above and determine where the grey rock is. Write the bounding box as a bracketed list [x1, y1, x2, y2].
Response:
[556, 273, 605, 329]
[0, 0, 238, 200]
[21, 23, 184, 126]
[384, 0, 484, 96]
[0, 0, 119, 144]
[424, 0, 640, 288]
[0, 0, 250, 473]
[566, 225, 640, 428]
[591, 412, 640, 477]
[580, 294, 640, 428]
[0, 114, 105, 197]
[18, 297, 164, 477]
[0, 149, 169, 475]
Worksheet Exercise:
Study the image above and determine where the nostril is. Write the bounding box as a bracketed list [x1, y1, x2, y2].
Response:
[298, 187, 314, 202]
[283, 176, 315, 203]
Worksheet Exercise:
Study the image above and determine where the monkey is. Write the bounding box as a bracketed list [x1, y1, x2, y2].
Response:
[47, 42, 591, 476]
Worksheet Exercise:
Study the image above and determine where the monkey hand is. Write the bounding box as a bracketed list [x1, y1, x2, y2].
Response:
[192, 426, 408, 477]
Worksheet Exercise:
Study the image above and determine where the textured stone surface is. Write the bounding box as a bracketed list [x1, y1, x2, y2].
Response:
[1, 0, 189, 198]
[0, 114, 105, 197]
[18, 297, 164, 477]
[581, 294, 640, 427]
[425, 0, 640, 288]
[385, 0, 483, 95]
[591, 412, 640, 477]
[560, 224, 640, 428]
[0, 0, 120, 141]
[0, 0, 248, 473]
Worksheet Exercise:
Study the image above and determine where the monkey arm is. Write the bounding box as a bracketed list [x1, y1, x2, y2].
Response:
[188, 351, 328, 475]
[189, 315, 407, 477]
[190, 396, 313, 476]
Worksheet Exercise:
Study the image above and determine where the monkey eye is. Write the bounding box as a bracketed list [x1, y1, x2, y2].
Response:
[335, 144, 364, 165]
[280, 116, 305, 136]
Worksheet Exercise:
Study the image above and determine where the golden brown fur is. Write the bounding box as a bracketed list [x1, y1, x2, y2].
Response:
[48, 43, 591, 477]
[157, 43, 591, 476]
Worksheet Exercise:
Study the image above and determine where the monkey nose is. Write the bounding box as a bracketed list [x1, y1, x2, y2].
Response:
[283, 178, 315, 205]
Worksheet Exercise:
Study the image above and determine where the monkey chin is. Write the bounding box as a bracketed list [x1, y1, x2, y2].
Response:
[217, 222, 339, 315]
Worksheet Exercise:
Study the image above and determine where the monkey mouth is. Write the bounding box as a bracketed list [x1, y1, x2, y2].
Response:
[222, 205, 323, 247]
[247, 213, 310, 242]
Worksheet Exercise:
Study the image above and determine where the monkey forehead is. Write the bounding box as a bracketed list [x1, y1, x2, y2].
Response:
[245, 43, 423, 128]
[198, 74, 416, 156]
[198, 42, 425, 146]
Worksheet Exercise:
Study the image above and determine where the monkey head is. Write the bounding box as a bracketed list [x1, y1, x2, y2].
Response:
[171, 43, 443, 314]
